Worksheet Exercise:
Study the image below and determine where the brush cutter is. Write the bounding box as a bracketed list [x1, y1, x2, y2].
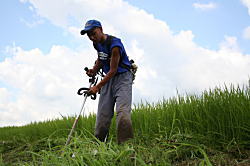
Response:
[65, 67, 98, 146]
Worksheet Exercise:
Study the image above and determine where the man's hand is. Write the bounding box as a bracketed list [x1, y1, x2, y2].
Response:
[86, 69, 96, 77]
[87, 85, 99, 95]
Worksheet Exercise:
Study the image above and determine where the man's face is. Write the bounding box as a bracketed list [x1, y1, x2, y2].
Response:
[87, 27, 102, 43]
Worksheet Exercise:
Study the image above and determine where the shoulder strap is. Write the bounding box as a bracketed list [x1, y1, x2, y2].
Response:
[94, 35, 131, 71]
[93, 43, 98, 51]
[106, 35, 114, 54]
[93, 35, 114, 53]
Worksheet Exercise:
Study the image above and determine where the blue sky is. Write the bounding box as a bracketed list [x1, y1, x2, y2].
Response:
[126, 0, 250, 53]
[1, 0, 250, 127]
[1, 0, 250, 57]
[0, 0, 72, 58]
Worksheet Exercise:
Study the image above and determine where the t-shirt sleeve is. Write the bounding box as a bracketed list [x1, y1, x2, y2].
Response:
[110, 38, 124, 58]
[110, 38, 123, 51]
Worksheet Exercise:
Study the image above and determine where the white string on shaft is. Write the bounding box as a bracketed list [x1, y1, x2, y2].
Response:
[65, 82, 93, 146]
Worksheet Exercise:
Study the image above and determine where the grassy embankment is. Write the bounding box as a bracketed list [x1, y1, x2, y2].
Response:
[0, 83, 250, 165]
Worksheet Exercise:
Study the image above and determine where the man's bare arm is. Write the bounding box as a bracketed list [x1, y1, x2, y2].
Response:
[96, 47, 120, 90]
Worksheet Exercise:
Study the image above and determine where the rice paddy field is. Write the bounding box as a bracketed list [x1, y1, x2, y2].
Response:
[0, 83, 250, 165]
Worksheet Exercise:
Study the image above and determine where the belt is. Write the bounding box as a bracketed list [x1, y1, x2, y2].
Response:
[115, 71, 127, 76]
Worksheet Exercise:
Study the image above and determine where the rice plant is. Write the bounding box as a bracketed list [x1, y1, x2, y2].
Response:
[1, 83, 250, 165]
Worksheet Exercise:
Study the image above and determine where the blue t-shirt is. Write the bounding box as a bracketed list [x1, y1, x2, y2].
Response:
[93, 35, 131, 74]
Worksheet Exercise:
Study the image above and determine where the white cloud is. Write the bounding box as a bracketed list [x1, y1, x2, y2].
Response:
[19, 5, 45, 28]
[241, 0, 250, 15]
[1, 0, 250, 127]
[219, 36, 241, 52]
[243, 26, 250, 39]
[0, 88, 10, 103]
[193, 2, 217, 10]
[19, 0, 28, 3]
[20, 17, 44, 28]
[0, 45, 98, 126]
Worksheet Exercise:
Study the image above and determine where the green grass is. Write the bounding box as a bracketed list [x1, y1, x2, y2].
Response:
[1, 83, 250, 165]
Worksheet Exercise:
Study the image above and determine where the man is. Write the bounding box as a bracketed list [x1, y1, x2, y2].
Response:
[80, 19, 133, 144]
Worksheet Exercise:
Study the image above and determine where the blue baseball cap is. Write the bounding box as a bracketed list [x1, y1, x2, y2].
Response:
[80, 20, 102, 35]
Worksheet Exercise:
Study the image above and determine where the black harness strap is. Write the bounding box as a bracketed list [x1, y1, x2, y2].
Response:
[93, 35, 131, 71]
[93, 35, 113, 53]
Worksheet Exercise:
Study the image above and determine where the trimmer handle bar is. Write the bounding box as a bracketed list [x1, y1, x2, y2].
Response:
[77, 87, 96, 100]
[84, 67, 97, 84]
[77, 67, 98, 100]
